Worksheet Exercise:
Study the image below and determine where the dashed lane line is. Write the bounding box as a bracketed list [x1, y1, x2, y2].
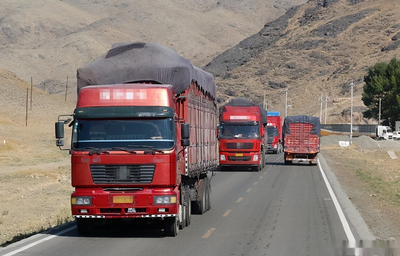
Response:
[202, 228, 216, 238]
[223, 210, 232, 217]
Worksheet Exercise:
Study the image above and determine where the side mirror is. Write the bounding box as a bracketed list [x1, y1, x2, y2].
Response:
[55, 121, 65, 139]
[181, 123, 190, 146]
[55, 121, 65, 147]
[181, 123, 190, 139]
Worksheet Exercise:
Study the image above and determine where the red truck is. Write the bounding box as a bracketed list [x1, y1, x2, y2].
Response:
[55, 42, 218, 237]
[266, 111, 283, 154]
[282, 115, 321, 165]
[218, 98, 268, 171]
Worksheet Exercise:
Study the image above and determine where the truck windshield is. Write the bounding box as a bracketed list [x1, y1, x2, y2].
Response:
[267, 126, 279, 142]
[220, 124, 259, 139]
[72, 118, 175, 150]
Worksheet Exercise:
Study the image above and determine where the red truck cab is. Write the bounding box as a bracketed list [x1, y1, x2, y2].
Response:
[218, 101, 267, 172]
[266, 112, 282, 154]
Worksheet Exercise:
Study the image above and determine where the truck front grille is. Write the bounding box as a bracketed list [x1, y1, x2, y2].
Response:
[90, 165, 155, 184]
[226, 143, 254, 149]
[228, 156, 252, 161]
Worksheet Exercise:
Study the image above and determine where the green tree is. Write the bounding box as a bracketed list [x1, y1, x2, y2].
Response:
[362, 57, 400, 128]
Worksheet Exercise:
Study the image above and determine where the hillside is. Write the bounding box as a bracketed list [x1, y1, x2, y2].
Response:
[206, 0, 400, 123]
[0, 0, 304, 100]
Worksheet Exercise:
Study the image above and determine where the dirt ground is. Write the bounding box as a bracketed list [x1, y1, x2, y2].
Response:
[1, 132, 400, 246]
[321, 135, 400, 242]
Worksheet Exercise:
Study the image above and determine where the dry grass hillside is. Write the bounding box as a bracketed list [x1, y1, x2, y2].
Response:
[0, 0, 305, 100]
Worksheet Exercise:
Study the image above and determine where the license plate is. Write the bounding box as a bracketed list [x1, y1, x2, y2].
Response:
[235, 153, 243, 157]
[127, 208, 136, 213]
[113, 195, 133, 204]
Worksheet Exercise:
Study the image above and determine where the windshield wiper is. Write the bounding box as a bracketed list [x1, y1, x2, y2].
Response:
[111, 147, 137, 154]
[84, 147, 110, 156]
[128, 145, 164, 154]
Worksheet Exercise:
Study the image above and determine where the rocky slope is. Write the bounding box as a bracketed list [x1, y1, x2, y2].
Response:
[206, 0, 400, 123]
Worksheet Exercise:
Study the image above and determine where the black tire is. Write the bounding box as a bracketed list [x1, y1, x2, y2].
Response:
[76, 218, 93, 236]
[186, 196, 191, 226]
[194, 182, 207, 214]
[165, 217, 178, 237]
[179, 203, 186, 230]
[261, 152, 265, 168]
[206, 183, 211, 211]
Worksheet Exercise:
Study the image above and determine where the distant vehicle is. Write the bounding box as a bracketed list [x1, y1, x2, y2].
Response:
[266, 112, 282, 154]
[376, 125, 393, 140]
[282, 115, 321, 165]
[393, 131, 400, 140]
[218, 98, 268, 172]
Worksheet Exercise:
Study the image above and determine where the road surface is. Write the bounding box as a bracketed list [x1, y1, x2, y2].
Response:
[0, 153, 374, 256]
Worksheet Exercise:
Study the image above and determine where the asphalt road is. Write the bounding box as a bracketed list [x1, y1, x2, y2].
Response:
[1, 153, 374, 256]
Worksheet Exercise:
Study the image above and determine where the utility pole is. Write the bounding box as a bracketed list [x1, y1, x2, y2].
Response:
[325, 95, 329, 124]
[263, 92, 267, 110]
[350, 81, 354, 144]
[378, 97, 381, 125]
[319, 96, 323, 121]
[284, 88, 288, 118]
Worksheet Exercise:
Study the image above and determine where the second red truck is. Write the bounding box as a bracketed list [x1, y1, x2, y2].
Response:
[218, 98, 268, 171]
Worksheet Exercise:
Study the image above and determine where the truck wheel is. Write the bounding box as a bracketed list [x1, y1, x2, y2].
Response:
[284, 160, 292, 165]
[165, 217, 178, 237]
[185, 196, 191, 226]
[262, 152, 266, 168]
[76, 218, 93, 236]
[206, 183, 212, 211]
[179, 203, 186, 230]
[192, 183, 207, 214]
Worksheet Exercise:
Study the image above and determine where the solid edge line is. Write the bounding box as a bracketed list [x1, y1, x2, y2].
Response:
[317, 157, 356, 243]
[2, 226, 76, 256]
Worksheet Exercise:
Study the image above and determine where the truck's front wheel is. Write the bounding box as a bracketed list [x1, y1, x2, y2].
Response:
[76, 218, 93, 236]
[165, 217, 178, 237]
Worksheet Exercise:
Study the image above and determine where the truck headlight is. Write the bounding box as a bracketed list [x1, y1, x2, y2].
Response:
[220, 155, 226, 161]
[71, 196, 92, 206]
[253, 155, 259, 161]
[154, 195, 176, 205]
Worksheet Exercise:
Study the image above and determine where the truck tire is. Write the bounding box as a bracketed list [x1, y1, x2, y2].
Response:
[185, 195, 191, 226]
[179, 203, 186, 230]
[76, 218, 93, 236]
[284, 160, 292, 165]
[262, 151, 266, 168]
[165, 217, 178, 237]
[206, 183, 212, 211]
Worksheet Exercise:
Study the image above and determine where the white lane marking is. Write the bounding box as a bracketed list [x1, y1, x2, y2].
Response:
[254, 181, 258, 185]
[3, 225, 76, 256]
[236, 197, 243, 203]
[259, 176, 263, 179]
[246, 188, 251, 192]
[317, 158, 356, 242]
[223, 210, 232, 217]
[202, 228, 216, 238]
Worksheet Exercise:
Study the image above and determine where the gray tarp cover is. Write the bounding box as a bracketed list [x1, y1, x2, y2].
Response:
[219, 98, 268, 124]
[77, 42, 216, 101]
[282, 115, 321, 136]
